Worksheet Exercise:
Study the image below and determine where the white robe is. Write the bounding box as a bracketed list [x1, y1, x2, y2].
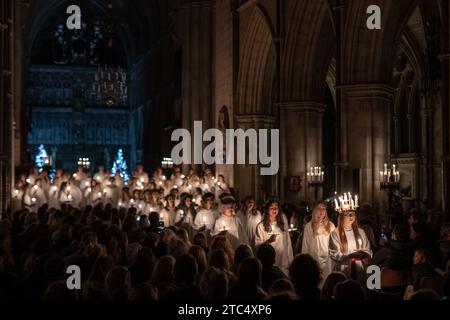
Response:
[174, 208, 194, 225]
[301, 221, 336, 285]
[255, 215, 293, 274]
[238, 210, 262, 253]
[213, 214, 249, 250]
[159, 207, 175, 227]
[329, 227, 373, 275]
[48, 186, 61, 210]
[193, 208, 217, 231]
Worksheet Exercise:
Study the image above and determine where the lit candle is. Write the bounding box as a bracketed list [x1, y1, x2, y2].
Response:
[290, 224, 294, 229]
[379, 171, 383, 182]
[130, 198, 135, 203]
[67, 186, 71, 191]
[222, 220, 226, 231]
[203, 216, 207, 225]
[32, 197, 36, 203]
[96, 176, 101, 182]
[68, 194, 72, 201]
[180, 210, 184, 218]
[26, 178, 31, 184]
[73, 173, 77, 178]
[87, 187, 92, 193]
[118, 201, 122, 207]
[14, 189, 19, 194]
[85, 181, 90, 187]
[159, 181, 163, 186]
[334, 199, 339, 209]
[97, 192, 102, 197]
[357, 238, 362, 248]
[160, 212, 164, 221]
[139, 204, 143, 209]
[140, 178, 144, 183]
[33, 185, 38, 190]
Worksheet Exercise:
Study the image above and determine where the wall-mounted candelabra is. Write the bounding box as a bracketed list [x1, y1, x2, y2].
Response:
[379, 163, 401, 214]
[307, 166, 324, 200]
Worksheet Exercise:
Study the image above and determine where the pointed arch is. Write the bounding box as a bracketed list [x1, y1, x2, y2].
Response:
[236, 5, 275, 115]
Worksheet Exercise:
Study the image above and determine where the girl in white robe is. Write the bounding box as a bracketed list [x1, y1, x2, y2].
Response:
[255, 199, 293, 275]
[301, 201, 335, 286]
[193, 193, 217, 231]
[174, 194, 195, 225]
[237, 196, 262, 254]
[159, 194, 177, 227]
[328, 210, 372, 281]
[213, 196, 249, 250]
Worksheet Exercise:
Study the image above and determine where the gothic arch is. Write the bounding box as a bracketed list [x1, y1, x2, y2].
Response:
[340, 0, 419, 83]
[236, 5, 275, 115]
[282, 0, 334, 102]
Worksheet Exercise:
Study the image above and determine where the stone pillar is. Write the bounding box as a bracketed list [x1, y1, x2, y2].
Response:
[0, 0, 13, 213]
[180, 0, 215, 173]
[234, 115, 277, 204]
[439, 0, 450, 220]
[337, 84, 394, 214]
[278, 102, 325, 205]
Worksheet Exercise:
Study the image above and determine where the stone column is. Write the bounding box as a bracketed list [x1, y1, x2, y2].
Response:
[439, 0, 450, 220]
[278, 101, 325, 205]
[234, 115, 277, 204]
[337, 84, 394, 215]
[180, 0, 215, 172]
[0, 0, 13, 213]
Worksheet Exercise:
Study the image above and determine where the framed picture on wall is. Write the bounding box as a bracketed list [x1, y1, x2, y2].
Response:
[287, 176, 302, 193]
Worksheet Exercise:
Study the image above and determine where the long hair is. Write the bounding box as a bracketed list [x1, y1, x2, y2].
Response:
[337, 210, 362, 253]
[262, 198, 286, 233]
[311, 201, 332, 236]
[242, 196, 258, 216]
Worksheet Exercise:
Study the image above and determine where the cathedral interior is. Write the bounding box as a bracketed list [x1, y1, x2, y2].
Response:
[1, 0, 450, 219]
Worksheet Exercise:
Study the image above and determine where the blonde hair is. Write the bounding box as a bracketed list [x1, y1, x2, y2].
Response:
[311, 201, 332, 236]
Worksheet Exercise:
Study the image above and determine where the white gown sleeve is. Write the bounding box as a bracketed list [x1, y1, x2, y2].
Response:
[329, 230, 347, 263]
[358, 229, 373, 258]
[301, 222, 313, 255]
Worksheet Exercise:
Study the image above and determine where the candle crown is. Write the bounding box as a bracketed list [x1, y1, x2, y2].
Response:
[334, 193, 359, 213]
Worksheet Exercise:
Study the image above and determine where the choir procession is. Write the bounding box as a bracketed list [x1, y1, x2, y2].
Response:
[1, 164, 448, 301]
[2, 0, 450, 310]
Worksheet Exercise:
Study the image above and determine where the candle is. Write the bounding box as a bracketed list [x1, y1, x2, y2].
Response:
[14, 189, 19, 194]
[159, 181, 163, 185]
[334, 199, 339, 209]
[140, 178, 144, 183]
[67, 186, 71, 191]
[222, 220, 226, 231]
[32, 197, 36, 203]
[203, 216, 207, 225]
[355, 195, 358, 207]
[290, 224, 294, 229]
[73, 173, 77, 178]
[160, 212, 164, 220]
[139, 204, 143, 209]
[68, 194, 72, 200]
[118, 201, 122, 207]
[33, 185, 38, 190]
[85, 182, 90, 187]
[87, 187, 92, 193]
[130, 199, 135, 203]
[26, 178, 31, 184]
[357, 238, 362, 248]
[97, 192, 102, 197]
[96, 176, 101, 182]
